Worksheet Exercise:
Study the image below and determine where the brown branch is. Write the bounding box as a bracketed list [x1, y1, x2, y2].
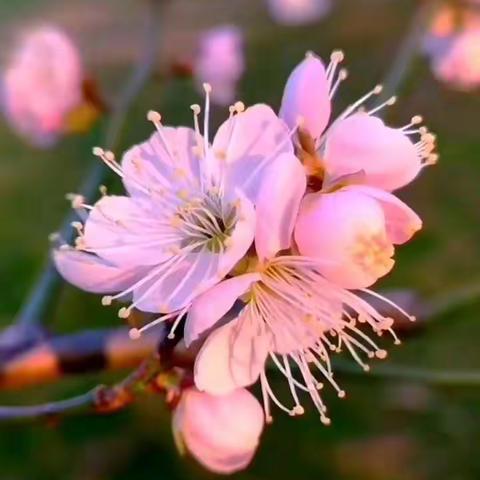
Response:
[0, 327, 162, 390]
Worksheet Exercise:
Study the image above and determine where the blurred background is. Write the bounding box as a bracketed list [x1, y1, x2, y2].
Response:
[1, 0, 480, 478]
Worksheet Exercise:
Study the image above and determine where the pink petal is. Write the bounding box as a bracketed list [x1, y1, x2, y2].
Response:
[121, 127, 201, 200]
[324, 112, 422, 191]
[213, 104, 293, 202]
[295, 188, 395, 289]
[185, 273, 261, 346]
[174, 387, 264, 474]
[53, 248, 146, 294]
[82, 195, 172, 267]
[194, 317, 270, 395]
[255, 152, 306, 260]
[279, 53, 331, 139]
[345, 185, 422, 244]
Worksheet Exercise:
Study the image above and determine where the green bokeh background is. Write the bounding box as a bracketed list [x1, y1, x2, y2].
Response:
[1, 0, 480, 478]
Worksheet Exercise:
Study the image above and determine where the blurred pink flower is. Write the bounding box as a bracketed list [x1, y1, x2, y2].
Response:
[54, 96, 296, 338]
[172, 387, 264, 474]
[1, 26, 84, 147]
[431, 28, 480, 91]
[423, 5, 480, 90]
[187, 157, 410, 424]
[294, 186, 422, 289]
[194, 26, 245, 106]
[280, 52, 437, 191]
[267, 0, 332, 26]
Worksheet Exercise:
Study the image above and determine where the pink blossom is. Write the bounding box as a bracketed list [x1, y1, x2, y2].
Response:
[172, 387, 264, 474]
[267, 0, 332, 26]
[194, 26, 245, 106]
[279, 52, 437, 191]
[188, 158, 412, 424]
[1, 26, 84, 147]
[431, 28, 480, 91]
[294, 186, 422, 289]
[54, 92, 296, 338]
[422, 5, 480, 90]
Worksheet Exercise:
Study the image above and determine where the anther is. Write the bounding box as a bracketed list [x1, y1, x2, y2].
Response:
[338, 390, 346, 399]
[375, 349, 388, 359]
[330, 50, 344, 63]
[147, 110, 162, 123]
[92, 146, 104, 156]
[101, 295, 113, 306]
[320, 415, 331, 426]
[99, 185, 108, 196]
[234, 101, 245, 112]
[190, 104, 201, 115]
[48, 232, 60, 242]
[412, 115, 423, 124]
[118, 307, 131, 319]
[339, 68, 348, 80]
[203, 82, 212, 93]
[373, 84, 383, 94]
[293, 405, 305, 415]
[129, 328, 141, 340]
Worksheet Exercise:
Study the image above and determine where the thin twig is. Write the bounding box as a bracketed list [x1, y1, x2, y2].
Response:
[0, 387, 103, 422]
[378, 0, 442, 103]
[14, 0, 163, 329]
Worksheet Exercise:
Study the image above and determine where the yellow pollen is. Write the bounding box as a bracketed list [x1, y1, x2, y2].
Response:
[351, 231, 394, 275]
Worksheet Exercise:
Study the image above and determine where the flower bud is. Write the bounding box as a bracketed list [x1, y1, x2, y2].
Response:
[267, 0, 332, 26]
[172, 388, 264, 474]
[194, 26, 245, 106]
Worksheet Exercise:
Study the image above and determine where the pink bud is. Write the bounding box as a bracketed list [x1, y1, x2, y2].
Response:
[294, 188, 395, 289]
[267, 0, 332, 26]
[431, 28, 480, 91]
[173, 388, 264, 474]
[194, 26, 245, 106]
[279, 53, 331, 139]
[1, 26, 83, 147]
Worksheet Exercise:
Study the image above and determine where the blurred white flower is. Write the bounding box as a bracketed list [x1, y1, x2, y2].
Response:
[194, 26, 245, 106]
[1, 26, 84, 147]
[267, 0, 332, 26]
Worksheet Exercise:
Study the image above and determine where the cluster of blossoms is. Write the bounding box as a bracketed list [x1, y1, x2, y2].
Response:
[54, 50, 437, 473]
[1, 26, 101, 148]
[423, 1, 480, 90]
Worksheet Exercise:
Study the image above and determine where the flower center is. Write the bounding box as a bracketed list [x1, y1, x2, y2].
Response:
[173, 190, 237, 253]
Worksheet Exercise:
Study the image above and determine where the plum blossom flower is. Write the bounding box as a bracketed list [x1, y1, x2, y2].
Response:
[279, 51, 431, 287]
[54, 87, 297, 338]
[280, 51, 438, 191]
[172, 387, 264, 474]
[423, 5, 480, 90]
[267, 0, 332, 26]
[430, 28, 480, 91]
[1, 26, 85, 147]
[187, 155, 413, 425]
[194, 26, 245, 106]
